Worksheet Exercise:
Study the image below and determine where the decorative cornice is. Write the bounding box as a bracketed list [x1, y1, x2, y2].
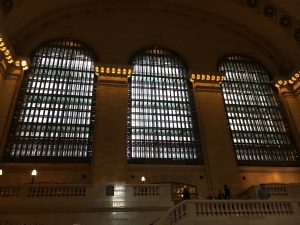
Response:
[95, 64, 132, 78]
[189, 73, 225, 83]
[95, 64, 132, 85]
[274, 71, 300, 90]
[0, 34, 30, 77]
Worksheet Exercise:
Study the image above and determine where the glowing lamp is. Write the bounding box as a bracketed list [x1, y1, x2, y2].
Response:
[31, 169, 37, 176]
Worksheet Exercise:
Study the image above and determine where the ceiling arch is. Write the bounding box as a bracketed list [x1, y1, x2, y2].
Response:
[0, 0, 299, 76]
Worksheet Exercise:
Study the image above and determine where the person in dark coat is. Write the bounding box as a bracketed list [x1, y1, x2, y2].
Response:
[223, 185, 231, 199]
[182, 186, 190, 200]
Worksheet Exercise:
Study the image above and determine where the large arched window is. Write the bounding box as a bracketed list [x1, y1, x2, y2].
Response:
[4, 39, 97, 162]
[127, 47, 201, 164]
[218, 54, 299, 166]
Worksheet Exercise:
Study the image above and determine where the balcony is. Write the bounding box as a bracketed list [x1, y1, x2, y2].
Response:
[0, 183, 299, 225]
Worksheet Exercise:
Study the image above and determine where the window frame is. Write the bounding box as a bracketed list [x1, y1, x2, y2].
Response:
[218, 54, 299, 166]
[4, 38, 98, 163]
[127, 47, 202, 165]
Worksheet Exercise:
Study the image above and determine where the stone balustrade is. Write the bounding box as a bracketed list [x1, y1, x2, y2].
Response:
[132, 185, 160, 197]
[27, 186, 87, 198]
[0, 183, 173, 213]
[238, 184, 296, 199]
[0, 186, 19, 198]
[0, 218, 43, 225]
[157, 200, 300, 225]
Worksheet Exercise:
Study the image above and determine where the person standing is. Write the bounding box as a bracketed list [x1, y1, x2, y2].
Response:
[258, 184, 270, 199]
[182, 186, 190, 200]
[223, 185, 231, 199]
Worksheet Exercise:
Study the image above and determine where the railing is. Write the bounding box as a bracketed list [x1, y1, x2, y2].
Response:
[266, 186, 288, 198]
[27, 186, 87, 198]
[132, 185, 159, 197]
[238, 184, 291, 199]
[0, 219, 44, 225]
[0, 183, 173, 213]
[157, 199, 300, 225]
[0, 186, 20, 198]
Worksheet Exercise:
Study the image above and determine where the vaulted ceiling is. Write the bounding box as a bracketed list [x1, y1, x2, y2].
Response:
[1, 0, 300, 77]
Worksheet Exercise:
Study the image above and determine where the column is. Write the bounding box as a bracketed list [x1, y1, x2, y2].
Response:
[192, 74, 242, 195]
[92, 65, 131, 182]
[278, 83, 300, 150]
[0, 56, 25, 158]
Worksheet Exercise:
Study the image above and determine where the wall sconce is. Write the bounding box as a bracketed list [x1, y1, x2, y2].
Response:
[141, 176, 146, 184]
[31, 169, 37, 184]
[0, 169, 2, 176]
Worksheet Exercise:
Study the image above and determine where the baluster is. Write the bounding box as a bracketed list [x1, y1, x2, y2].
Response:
[283, 187, 287, 196]
[204, 202, 209, 216]
[209, 202, 215, 216]
[285, 202, 293, 215]
[244, 202, 250, 216]
[235, 202, 240, 216]
[195, 202, 200, 216]
[220, 202, 224, 216]
[240, 202, 245, 216]
[214, 202, 220, 216]
[263, 202, 269, 215]
[269, 202, 275, 215]
[229, 202, 235, 216]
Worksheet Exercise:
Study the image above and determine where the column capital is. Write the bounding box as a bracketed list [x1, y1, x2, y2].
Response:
[189, 72, 225, 92]
[273, 72, 300, 95]
[95, 64, 132, 85]
[0, 35, 30, 79]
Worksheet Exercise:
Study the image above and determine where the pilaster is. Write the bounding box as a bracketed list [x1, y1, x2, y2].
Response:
[92, 64, 132, 182]
[191, 73, 242, 195]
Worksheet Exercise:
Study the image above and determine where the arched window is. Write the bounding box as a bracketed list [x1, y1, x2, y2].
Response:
[218, 54, 299, 166]
[127, 47, 201, 164]
[4, 39, 97, 162]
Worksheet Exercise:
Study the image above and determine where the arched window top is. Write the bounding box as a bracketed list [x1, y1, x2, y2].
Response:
[31, 38, 97, 61]
[130, 46, 189, 78]
[218, 54, 271, 83]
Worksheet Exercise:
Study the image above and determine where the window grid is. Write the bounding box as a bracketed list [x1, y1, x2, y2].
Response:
[4, 39, 97, 162]
[127, 48, 201, 164]
[219, 55, 299, 166]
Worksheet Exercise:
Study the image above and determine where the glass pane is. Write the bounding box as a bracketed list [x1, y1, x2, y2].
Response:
[219, 55, 299, 166]
[4, 39, 97, 162]
[127, 47, 201, 164]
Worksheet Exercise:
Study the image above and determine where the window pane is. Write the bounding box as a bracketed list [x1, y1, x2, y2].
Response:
[219, 55, 299, 166]
[4, 39, 97, 162]
[127, 47, 201, 164]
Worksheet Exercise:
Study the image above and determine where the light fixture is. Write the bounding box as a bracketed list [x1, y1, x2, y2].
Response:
[141, 176, 146, 183]
[31, 169, 37, 184]
[21, 60, 27, 67]
[31, 169, 37, 176]
[0, 169, 2, 176]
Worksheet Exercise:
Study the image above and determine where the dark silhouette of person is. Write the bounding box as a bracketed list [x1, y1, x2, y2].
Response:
[182, 186, 190, 200]
[258, 183, 270, 199]
[218, 190, 225, 199]
[223, 185, 231, 199]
